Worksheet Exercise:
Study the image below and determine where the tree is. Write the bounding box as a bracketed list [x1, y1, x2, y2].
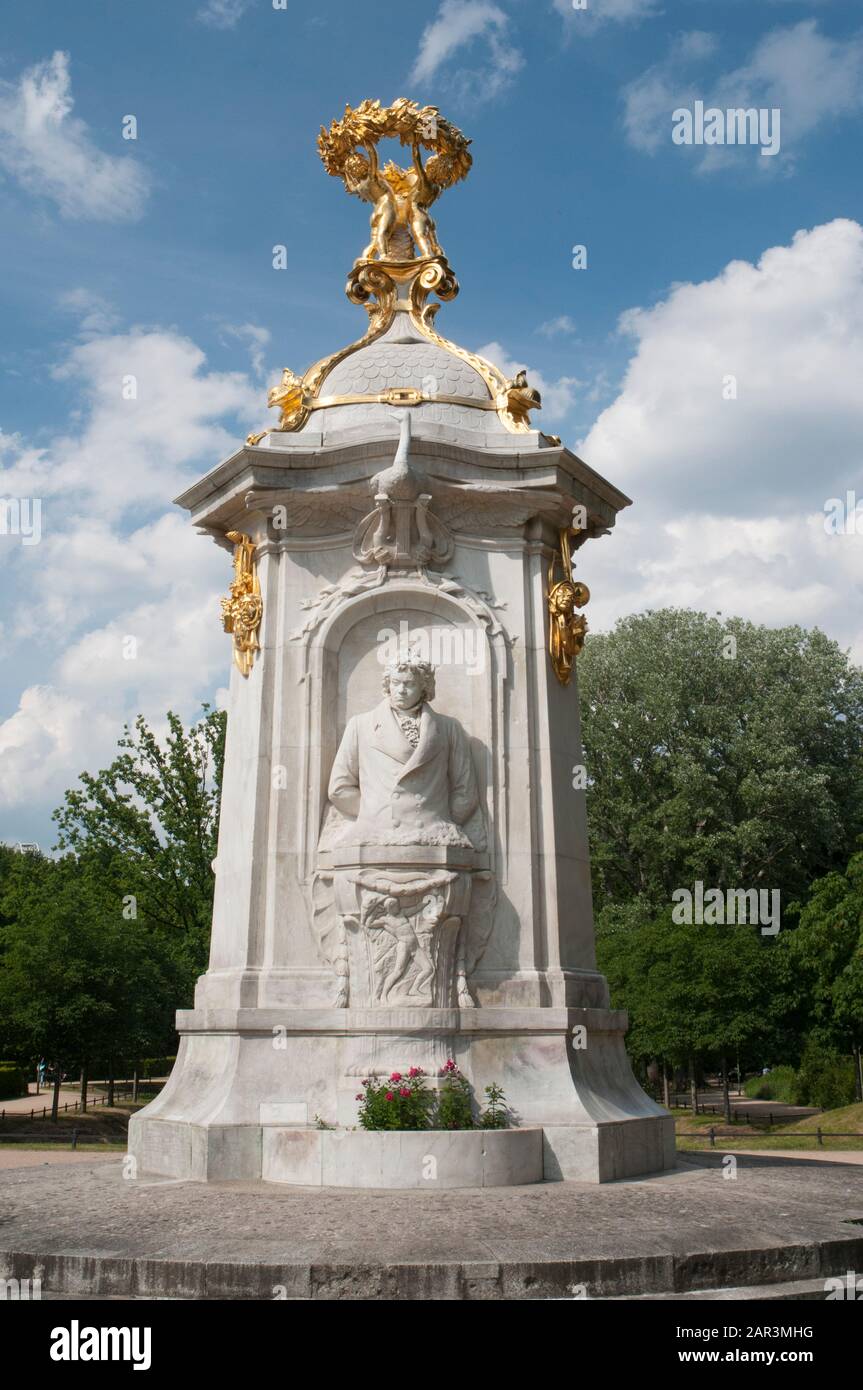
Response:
[53, 707, 225, 1000]
[580, 610, 863, 913]
[0, 852, 174, 1119]
[597, 902, 790, 1118]
[784, 850, 863, 1100]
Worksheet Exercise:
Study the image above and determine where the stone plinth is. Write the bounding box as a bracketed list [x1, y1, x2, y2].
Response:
[129, 1005, 674, 1183]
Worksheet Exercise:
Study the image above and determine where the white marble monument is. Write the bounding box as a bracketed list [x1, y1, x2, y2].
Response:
[129, 98, 675, 1186]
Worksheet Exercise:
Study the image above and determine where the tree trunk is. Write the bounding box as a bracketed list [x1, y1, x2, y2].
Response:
[662, 1063, 671, 1111]
[854, 1045, 863, 1104]
[107, 1059, 115, 1109]
[721, 1055, 732, 1124]
[132, 1068, 139, 1103]
[80, 1062, 88, 1113]
[688, 1055, 698, 1114]
[51, 1070, 61, 1124]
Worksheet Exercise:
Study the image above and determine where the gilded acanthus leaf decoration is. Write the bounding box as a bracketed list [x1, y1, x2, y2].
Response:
[221, 531, 262, 677]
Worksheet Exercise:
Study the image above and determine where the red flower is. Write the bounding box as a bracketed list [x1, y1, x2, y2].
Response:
[408, 1067, 421, 1078]
[399, 1087, 411, 1098]
[355, 1094, 363, 1101]
[385, 1091, 395, 1101]
[390, 1071, 402, 1081]
[443, 1059, 457, 1072]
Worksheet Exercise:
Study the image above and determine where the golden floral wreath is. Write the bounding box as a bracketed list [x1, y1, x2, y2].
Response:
[318, 97, 472, 190]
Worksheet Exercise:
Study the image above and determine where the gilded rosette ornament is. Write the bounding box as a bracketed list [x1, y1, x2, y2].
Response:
[221, 532, 262, 677]
[548, 528, 590, 686]
[244, 97, 543, 445]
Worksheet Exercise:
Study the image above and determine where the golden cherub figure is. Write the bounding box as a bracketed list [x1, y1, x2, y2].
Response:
[344, 143, 397, 260]
[344, 139, 444, 262]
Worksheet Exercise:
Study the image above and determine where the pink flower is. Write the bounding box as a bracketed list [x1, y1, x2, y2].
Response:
[390, 1072, 402, 1081]
[355, 1094, 364, 1101]
[443, 1059, 457, 1072]
[385, 1091, 395, 1101]
[408, 1067, 421, 1078]
[399, 1087, 411, 1098]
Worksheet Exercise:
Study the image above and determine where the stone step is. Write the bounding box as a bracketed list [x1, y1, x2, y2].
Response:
[602, 1277, 832, 1301]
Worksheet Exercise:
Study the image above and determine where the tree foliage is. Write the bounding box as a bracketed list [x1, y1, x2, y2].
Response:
[580, 610, 863, 913]
[52, 707, 225, 991]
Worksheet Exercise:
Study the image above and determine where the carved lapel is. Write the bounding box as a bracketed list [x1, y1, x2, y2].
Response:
[370, 701, 414, 764]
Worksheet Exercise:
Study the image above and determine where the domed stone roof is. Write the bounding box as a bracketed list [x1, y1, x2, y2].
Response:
[312, 318, 513, 438]
[246, 254, 544, 446]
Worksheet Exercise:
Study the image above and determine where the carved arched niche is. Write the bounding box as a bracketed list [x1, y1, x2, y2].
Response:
[292, 579, 509, 1007]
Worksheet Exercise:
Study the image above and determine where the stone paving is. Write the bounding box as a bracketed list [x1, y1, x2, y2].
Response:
[1, 1151, 861, 1299]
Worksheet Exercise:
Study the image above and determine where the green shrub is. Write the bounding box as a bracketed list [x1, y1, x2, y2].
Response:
[437, 1064, 474, 1130]
[793, 1042, 856, 1110]
[355, 1061, 509, 1132]
[479, 1082, 509, 1129]
[742, 1066, 797, 1102]
[139, 1056, 176, 1076]
[0, 1065, 28, 1100]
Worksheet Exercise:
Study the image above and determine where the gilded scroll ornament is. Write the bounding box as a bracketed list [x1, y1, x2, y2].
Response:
[221, 531, 262, 677]
[547, 527, 590, 686]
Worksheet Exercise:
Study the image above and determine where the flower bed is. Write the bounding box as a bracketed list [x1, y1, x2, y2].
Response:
[355, 1061, 508, 1132]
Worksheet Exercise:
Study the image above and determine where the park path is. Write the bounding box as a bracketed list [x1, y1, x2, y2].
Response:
[0, 1087, 101, 1117]
[717, 1149, 863, 1165]
[0, 1151, 119, 1170]
[689, 1091, 820, 1121]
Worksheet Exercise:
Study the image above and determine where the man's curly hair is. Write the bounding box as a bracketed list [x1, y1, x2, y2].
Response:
[382, 654, 436, 702]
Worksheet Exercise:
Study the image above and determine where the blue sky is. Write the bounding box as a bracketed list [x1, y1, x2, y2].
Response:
[1, 0, 862, 846]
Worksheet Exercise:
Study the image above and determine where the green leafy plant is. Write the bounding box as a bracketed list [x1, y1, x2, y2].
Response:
[479, 1082, 508, 1129]
[437, 1059, 474, 1129]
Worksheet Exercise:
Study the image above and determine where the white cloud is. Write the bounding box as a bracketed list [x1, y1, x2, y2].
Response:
[477, 340, 581, 419]
[0, 320, 262, 820]
[537, 315, 576, 338]
[410, 1, 524, 102]
[0, 511, 228, 813]
[0, 687, 118, 812]
[624, 21, 863, 169]
[579, 219, 863, 660]
[552, 0, 660, 32]
[0, 51, 150, 220]
[219, 322, 272, 381]
[58, 288, 120, 338]
[1, 327, 260, 519]
[196, 0, 252, 29]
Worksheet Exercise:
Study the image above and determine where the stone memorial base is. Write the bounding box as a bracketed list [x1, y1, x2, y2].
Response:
[3, 1155, 862, 1300]
[128, 1004, 675, 1185]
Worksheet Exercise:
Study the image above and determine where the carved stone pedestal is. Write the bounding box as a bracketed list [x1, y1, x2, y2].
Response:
[130, 1003, 675, 1183]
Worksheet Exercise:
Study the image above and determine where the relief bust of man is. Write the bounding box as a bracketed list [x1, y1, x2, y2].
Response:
[327, 655, 484, 849]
